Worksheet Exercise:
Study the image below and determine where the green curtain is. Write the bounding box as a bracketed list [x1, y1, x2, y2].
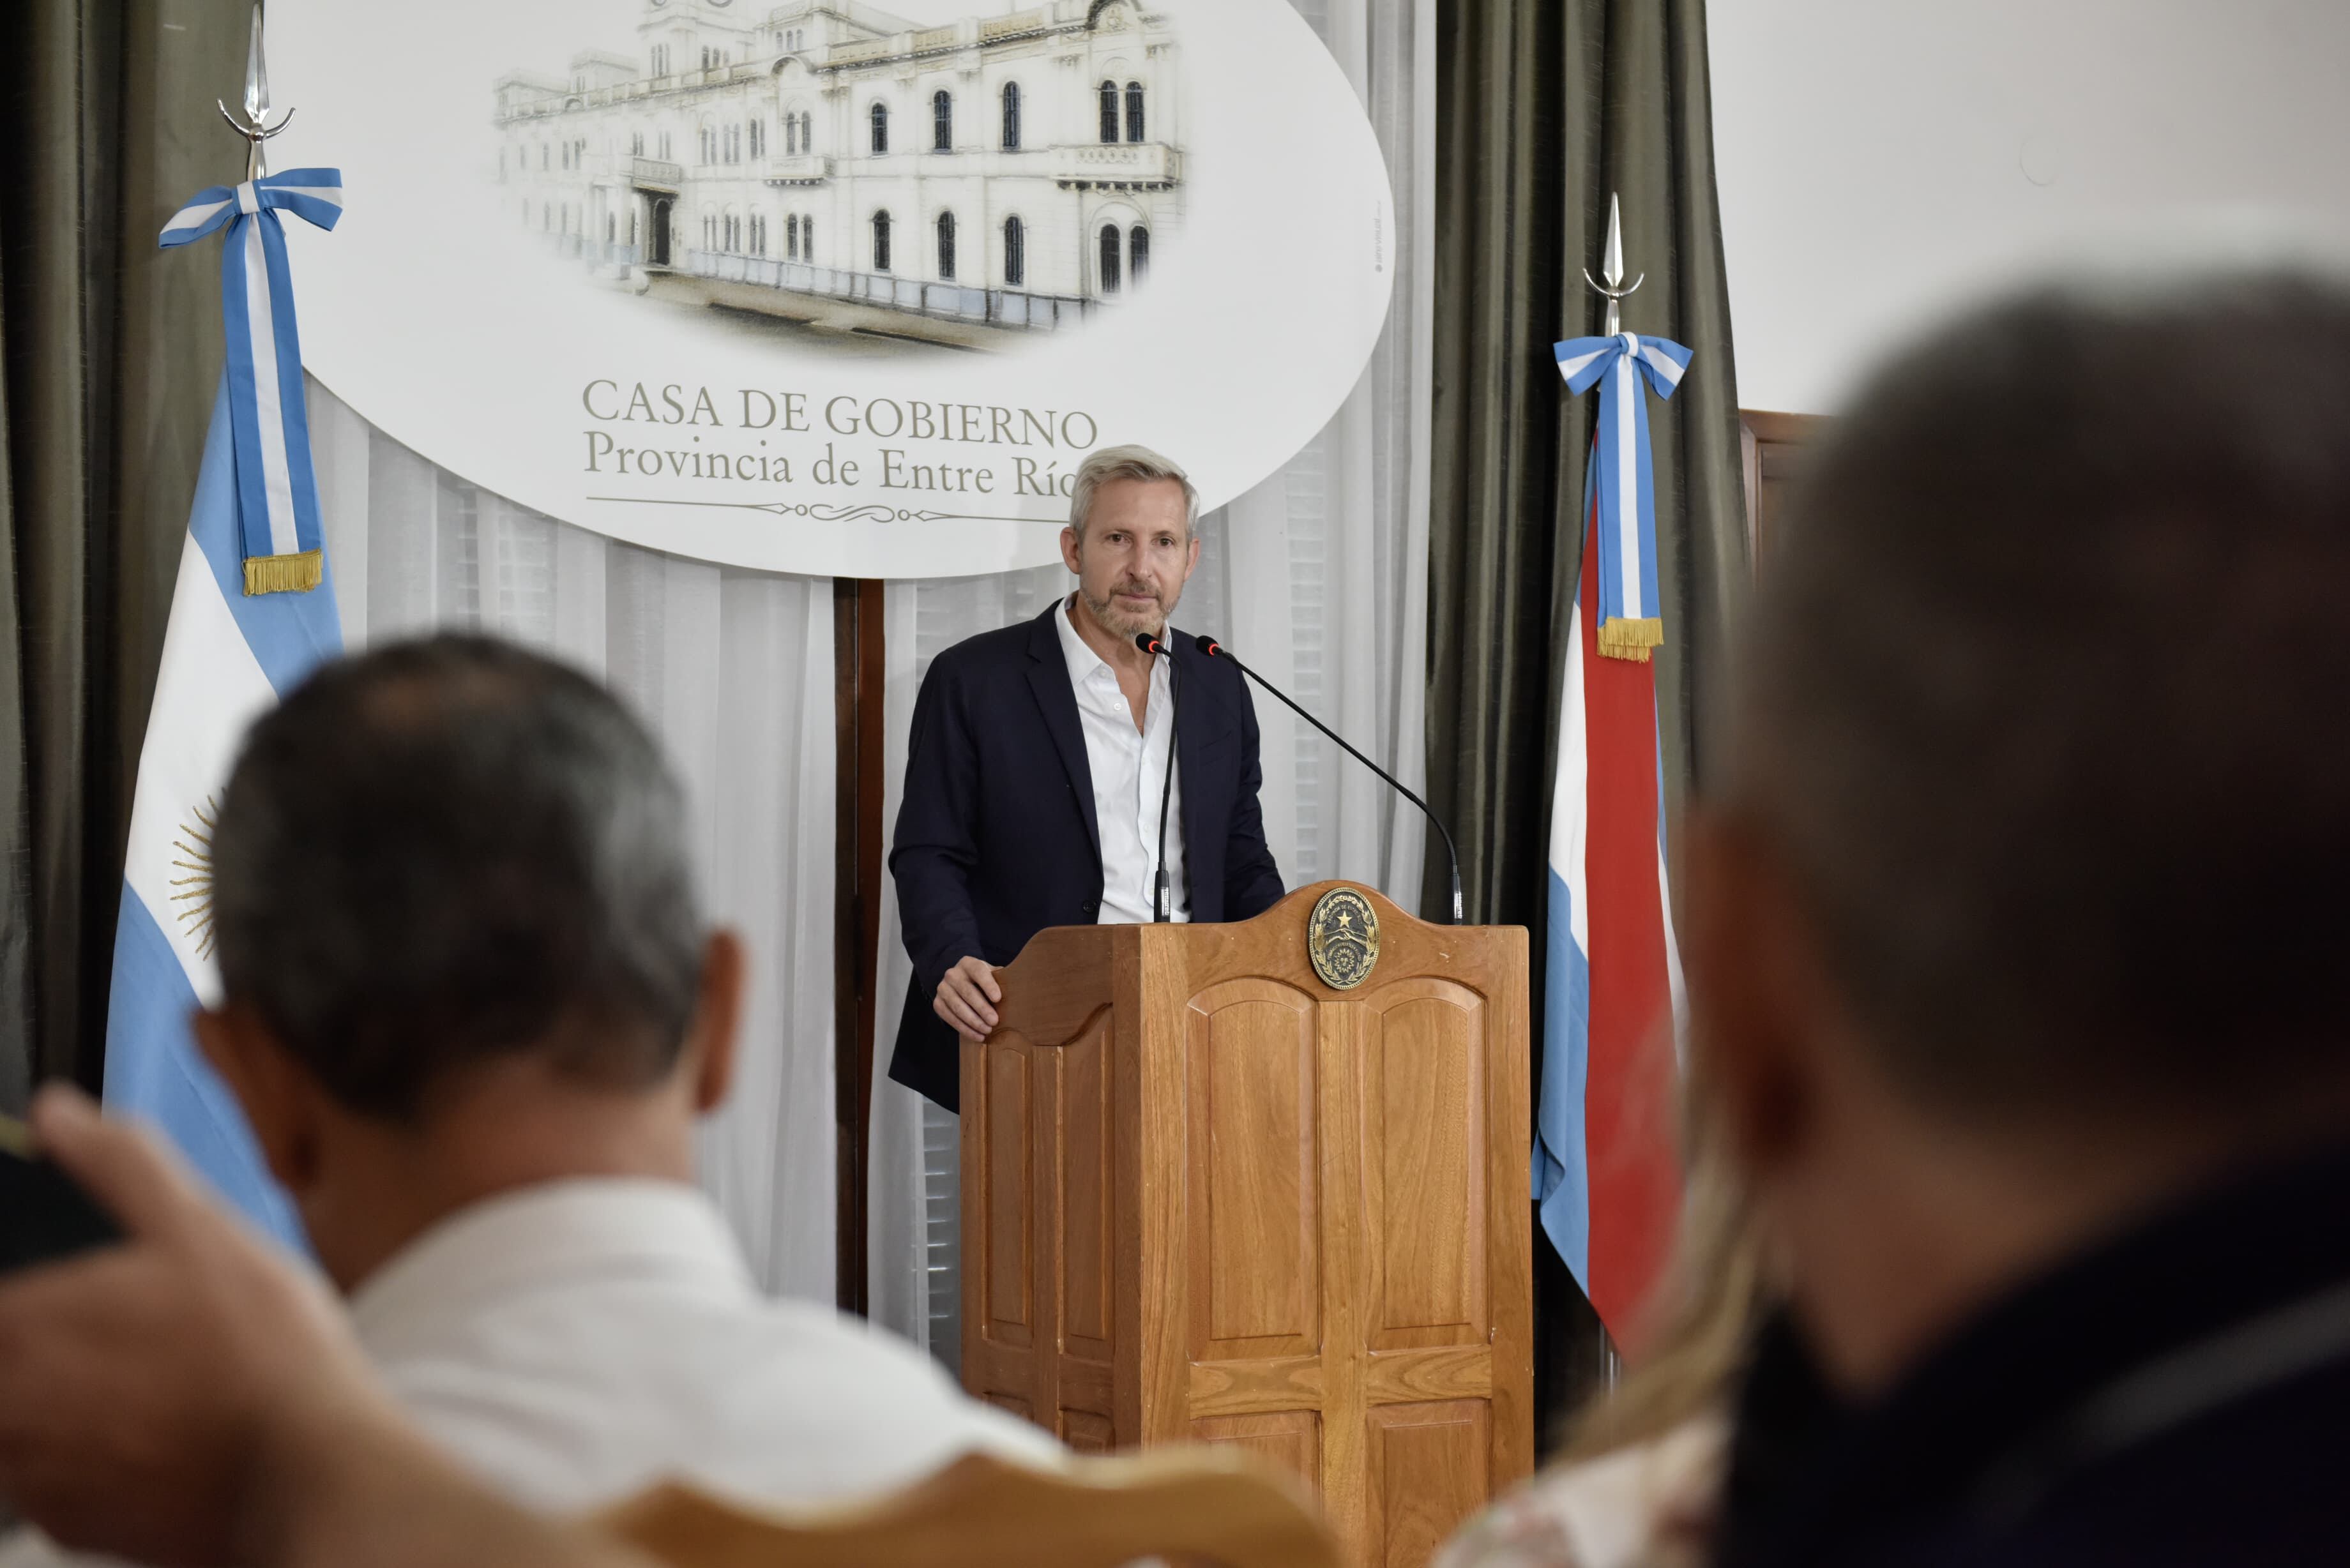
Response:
[1425, 0, 1748, 1433]
[1, 0, 246, 1110]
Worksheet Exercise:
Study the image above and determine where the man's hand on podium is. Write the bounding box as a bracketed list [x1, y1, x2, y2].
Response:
[934, 956, 1003, 1042]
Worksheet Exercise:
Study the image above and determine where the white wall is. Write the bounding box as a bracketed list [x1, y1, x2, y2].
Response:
[1709, 1, 2350, 413]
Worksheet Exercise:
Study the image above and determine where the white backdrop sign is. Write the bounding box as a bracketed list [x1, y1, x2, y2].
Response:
[275, 0, 1392, 578]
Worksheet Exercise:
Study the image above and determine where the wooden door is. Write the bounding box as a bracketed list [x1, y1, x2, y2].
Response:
[1738, 409, 1826, 559]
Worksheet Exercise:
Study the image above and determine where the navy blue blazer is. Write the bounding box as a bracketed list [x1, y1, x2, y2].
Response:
[887, 602, 1286, 1110]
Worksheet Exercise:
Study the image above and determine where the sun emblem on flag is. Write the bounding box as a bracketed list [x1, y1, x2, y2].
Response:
[170, 797, 220, 958]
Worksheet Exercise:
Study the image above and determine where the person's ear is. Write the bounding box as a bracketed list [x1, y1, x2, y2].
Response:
[1183, 529, 1201, 581]
[192, 1002, 326, 1194]
[686, 928, 747, 1115]
[1682, 803, 1825, 1185]
[1059, 524, 1082, 577]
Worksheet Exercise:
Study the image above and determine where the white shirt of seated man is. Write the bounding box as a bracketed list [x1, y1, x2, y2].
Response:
[349, 1174, 1059, 1515]
[232, 930, 1059, 1518]
[0, 1178, 1056, 1568]
[240, 929, 1059, 1519]
[0, 926, 1058, 1568]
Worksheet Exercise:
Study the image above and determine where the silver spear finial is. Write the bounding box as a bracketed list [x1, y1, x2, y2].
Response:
[243, 4, 269, 123]
[218, 4, 294, 181]
[1582, 192, 1646, 337]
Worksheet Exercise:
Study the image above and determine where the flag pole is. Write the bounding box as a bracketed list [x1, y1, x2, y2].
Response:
[1586, 192, 1635, 1394]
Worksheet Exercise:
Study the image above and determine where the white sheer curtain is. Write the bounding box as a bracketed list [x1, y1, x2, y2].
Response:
[866, 0, 1439, 1359]
[305, 379, 840, 1305]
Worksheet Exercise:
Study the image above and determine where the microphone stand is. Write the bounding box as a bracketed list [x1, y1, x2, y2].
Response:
[1194, 634, 1466, 925]
[1134, 631, 1180, 922]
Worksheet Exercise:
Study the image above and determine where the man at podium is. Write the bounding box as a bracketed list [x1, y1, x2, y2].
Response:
[886, 445, 1287, 1110]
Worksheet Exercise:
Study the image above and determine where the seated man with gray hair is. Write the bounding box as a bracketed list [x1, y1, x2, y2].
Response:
[888, 442, 1285, 1110]
[181, 635, 1057, 1514]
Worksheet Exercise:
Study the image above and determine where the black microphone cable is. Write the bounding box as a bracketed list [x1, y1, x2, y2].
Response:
[1194, 632, 1465, 924]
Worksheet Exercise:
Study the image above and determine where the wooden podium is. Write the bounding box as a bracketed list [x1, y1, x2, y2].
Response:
[960, 882, 1532, 1567]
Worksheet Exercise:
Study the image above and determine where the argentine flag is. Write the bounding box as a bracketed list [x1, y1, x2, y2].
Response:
[104, 171, 344, 1245]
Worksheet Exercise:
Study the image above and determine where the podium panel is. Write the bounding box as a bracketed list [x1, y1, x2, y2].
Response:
[963, 884, 1531, 1568]
[1188, 979, 1321, 1361]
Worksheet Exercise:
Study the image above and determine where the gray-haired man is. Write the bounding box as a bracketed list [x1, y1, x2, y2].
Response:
[886, 444, 1286, 1110]
[181, 635, 1058, 1518]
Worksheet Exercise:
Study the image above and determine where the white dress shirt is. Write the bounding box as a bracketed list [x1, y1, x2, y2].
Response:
[0, 1179, 1061, 1567]
[348, 1179, 1061, 1514]
[1056, 594, 1188, 923]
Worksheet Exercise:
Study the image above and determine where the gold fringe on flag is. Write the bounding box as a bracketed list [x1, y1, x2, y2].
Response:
[1596, 616, 1664, 663]
[243, 548, 323, 597]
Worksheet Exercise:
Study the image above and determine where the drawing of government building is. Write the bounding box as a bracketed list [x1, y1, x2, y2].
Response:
[494, 0, 1181, 345]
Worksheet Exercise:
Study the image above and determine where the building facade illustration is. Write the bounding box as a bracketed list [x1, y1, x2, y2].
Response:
[495, 0, 1181, 342]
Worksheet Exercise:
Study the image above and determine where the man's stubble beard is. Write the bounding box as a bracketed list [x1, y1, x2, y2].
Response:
[1081, 577, 1181, 641]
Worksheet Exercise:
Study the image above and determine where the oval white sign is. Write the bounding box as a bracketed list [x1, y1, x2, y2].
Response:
[271, 0, 1393, 578]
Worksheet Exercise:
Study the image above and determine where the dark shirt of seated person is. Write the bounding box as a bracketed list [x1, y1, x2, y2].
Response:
[185, 635, 1056, 1517]
[1683, 272, 2350, 1567]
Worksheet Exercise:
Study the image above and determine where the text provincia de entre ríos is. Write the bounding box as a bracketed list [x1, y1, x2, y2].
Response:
[580, 379, 1102, 499]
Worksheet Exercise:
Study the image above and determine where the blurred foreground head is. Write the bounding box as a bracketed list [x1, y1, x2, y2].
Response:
[1691, 269, 2350, 1384]
[198, 634, 741, 1286]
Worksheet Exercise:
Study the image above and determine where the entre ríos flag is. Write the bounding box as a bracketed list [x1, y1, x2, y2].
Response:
[1535, 329, 1690, 1348]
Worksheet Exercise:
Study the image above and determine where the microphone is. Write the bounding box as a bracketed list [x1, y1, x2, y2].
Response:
[1132, 630, 1181, 922]
[1194, 633, 1466, 925]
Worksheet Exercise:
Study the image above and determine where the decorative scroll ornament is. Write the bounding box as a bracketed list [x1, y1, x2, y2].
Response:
[1306, 885, 1380, 991]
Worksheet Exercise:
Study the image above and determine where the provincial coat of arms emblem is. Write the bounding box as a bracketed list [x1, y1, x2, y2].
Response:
[1306, 885, 1380, 991]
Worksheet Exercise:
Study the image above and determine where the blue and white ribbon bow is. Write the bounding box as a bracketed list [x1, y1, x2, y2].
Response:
[1554, 332, 1693, 661]
[160, 169, 344, 596]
